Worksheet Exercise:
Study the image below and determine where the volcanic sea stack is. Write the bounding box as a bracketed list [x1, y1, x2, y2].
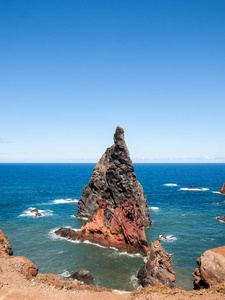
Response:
[76, 126, 151, 227]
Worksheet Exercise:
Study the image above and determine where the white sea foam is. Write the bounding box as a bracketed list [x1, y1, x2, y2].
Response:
[180, 187, 209, 191]
[73, 215, 89, 220]
[49, 228, 141, 256]
[181, 214, 186, 216]
[19, 207, 53, 217]
[116, 251, 141, 258]
[60, 271, 70, 278]
[130, 275, 141, 290]
[159, 234, 177, 242]
[163, 183, 178, 186]
[149, 207, 159, 211]
[212, 191, 225, 195]
[53, 199, 79, 204]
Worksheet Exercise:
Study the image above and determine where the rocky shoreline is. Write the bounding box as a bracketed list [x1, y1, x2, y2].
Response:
[1, 229, 225, 300]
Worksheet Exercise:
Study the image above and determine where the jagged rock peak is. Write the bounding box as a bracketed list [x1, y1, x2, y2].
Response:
[76, 126, 151, 228]
[114, 126, 125, 144]
[137, 239, 175, 288]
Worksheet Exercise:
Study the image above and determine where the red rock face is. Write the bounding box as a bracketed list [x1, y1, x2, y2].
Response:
[0, 229, 13, 258]
[217, 182, 225, 194]
[57, 196, 150, 256]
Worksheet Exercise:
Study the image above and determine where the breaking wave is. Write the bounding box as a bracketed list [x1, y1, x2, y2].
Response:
[163, 183, 178, 186]
[130, 274, 141, 290]
[212, 191, 224, 195]
[159, 234, 177, 242]
[52, 199, 79, 204]
[180, 187, 209, 191]
[19, 207, 53, 217]
[49, 228, 142, 256]
[149, 207, 159, 211]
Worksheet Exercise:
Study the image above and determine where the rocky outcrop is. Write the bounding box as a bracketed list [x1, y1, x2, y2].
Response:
[216, 216, 225, 223]
[187, 186, 203, 190]
[30, 209, 42, 217]
[192, 246, 225, 289]
[0, 229, 38, 279]
[0, 229, 13, 258]
[56, 196, 150, 255]
[12, 256, 38, 279]
[76, 126, 151, 228]
[217, 182, 225, 194]
[68, 269, 94, 285]
[137, 239, 175, 288]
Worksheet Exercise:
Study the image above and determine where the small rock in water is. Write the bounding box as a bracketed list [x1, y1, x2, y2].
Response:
[160, 235, 167, 239]
[68, 269, 94, 285]
[188, 186, 202, 190]
[216, 216, 225, 222]
[30, 209, 42, 217]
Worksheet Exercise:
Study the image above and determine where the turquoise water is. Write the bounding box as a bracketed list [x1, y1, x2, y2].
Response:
[1, 163, 225, 291]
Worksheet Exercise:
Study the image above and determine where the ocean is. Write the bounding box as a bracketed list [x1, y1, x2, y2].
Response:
[0, 163, 225, 291]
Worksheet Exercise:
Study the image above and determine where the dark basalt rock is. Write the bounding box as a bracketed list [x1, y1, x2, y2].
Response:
[68, 269, 94, 285]
[137, 239, 175, 288]
[55, 228, 78, 240]
[75, 126, 151, 228]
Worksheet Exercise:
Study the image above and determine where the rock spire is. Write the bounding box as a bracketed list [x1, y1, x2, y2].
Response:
[76, 126, 151, 227]
[137, 239, 175, 288]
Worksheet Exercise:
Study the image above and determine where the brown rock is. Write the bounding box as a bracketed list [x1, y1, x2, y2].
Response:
[76, 126, 151, 228]
[188, 186, 202, 190]
[217, 182, 225, 194]
[216, 216, 225, 223]
[192, 246, 225, 289]
[12, 256, 38, 279]
[137, 239, 175, 288]
[56, 196, 150, 256]
[30, 209, 42, 217]
[0, 229, 13, 258]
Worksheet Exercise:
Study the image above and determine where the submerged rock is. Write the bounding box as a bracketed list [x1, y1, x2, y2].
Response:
[137, 239, 175, 288]
[217, 182, 225, 194]
[68, 269, 94, 285]
[192, 246, 225, 289]
[0, 229, 13, 258]
[76, 126, 151, 228]
[56, 196, 150, 255]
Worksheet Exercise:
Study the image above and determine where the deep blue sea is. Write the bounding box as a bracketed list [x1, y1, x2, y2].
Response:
[1, 163, 225, 291]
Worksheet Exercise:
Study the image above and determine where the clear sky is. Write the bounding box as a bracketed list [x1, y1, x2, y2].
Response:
[1, 0, 225, 163]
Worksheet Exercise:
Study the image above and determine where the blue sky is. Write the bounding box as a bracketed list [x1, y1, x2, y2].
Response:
[1, 0, 225, 163]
